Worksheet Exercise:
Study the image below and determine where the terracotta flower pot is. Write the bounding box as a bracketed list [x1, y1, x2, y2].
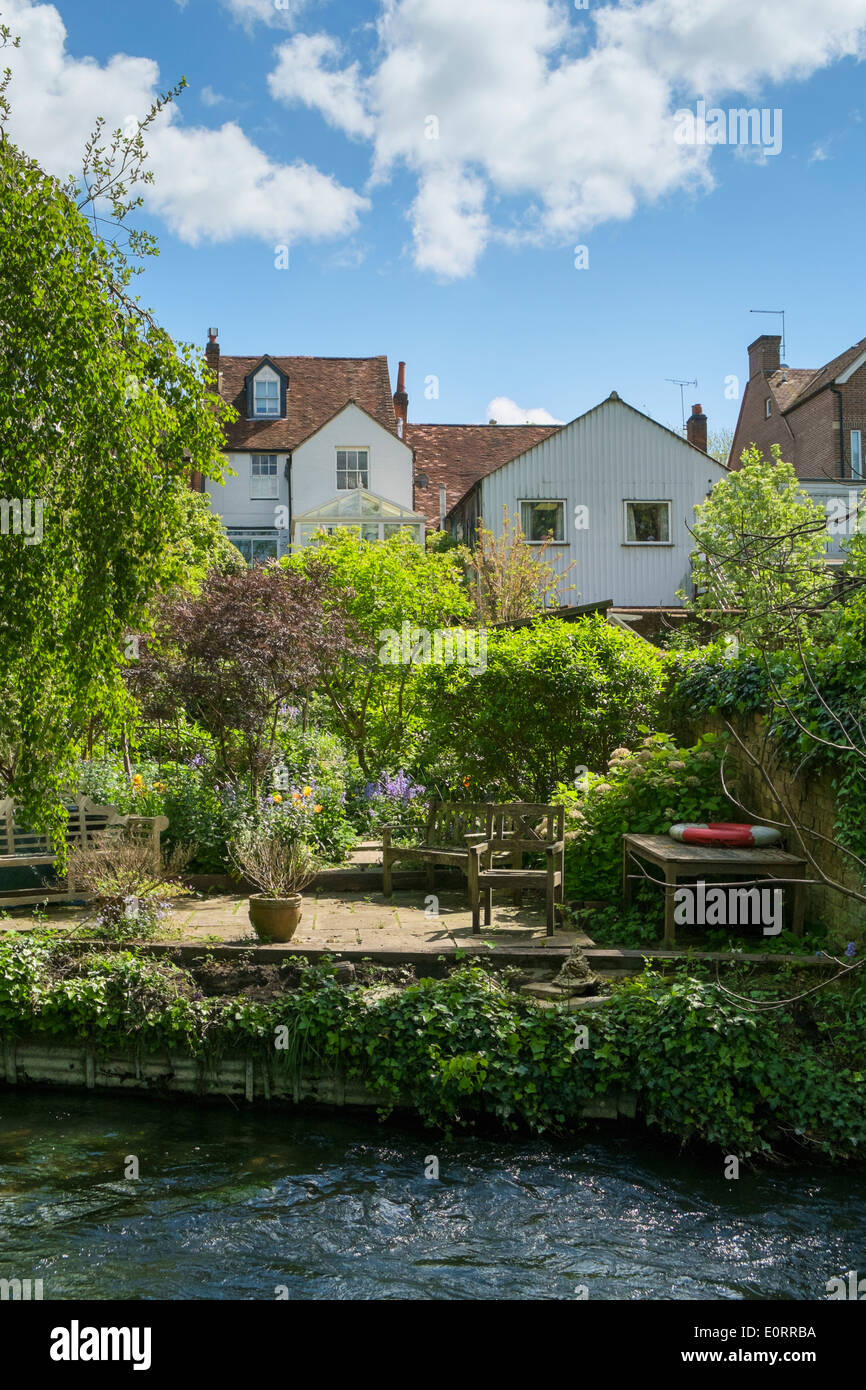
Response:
[248, 892, 303, 942]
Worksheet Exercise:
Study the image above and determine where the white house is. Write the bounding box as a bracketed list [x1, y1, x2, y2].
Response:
[201, 335, 423, 561]
[444, 394, 728, 608]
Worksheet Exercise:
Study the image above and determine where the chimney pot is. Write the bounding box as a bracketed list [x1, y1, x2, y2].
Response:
[686, 403, 708, 453]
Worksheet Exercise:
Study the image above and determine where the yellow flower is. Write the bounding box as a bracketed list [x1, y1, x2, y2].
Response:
[302, 786, 312, 797]
[132, 774, 143, 786]
[314, 805, 323, 813]
[272, 793, 283, 803]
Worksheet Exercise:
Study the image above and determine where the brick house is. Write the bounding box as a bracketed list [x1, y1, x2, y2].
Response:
[730, 333, 866, 481]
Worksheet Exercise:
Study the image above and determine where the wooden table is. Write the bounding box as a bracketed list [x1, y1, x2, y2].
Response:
[621, 833, 808, 946]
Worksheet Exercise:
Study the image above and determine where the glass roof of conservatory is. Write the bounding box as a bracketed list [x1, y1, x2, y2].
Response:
[293, 490, 426, 523]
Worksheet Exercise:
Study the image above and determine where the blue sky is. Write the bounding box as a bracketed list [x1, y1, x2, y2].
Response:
[4, 0, 866, 437]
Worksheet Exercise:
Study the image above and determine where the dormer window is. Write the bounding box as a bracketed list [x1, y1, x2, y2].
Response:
[765, 397, 772, 418]
[254, 379, 279, 417]
[245, 359, 287, 419]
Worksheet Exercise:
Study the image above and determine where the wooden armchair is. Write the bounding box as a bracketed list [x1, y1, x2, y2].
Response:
[468, 802, 565, 936]
[382, 800, 493, 899]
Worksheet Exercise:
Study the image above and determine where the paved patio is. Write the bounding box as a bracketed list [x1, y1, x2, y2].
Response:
[0, 885, 588, 952]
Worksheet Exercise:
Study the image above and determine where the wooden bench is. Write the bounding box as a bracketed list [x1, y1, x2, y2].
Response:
[469, 803, 565, 937]
[382, 801, 493, 899]
[0, 795, 169, 909]
[621, 832, 808, 947]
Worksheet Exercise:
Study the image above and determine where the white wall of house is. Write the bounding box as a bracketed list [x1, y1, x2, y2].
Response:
[207, 453, 288, 530]
[292, 403, 413, 514]
[206, 403, 413, 534]
[474, 397, 728, 607]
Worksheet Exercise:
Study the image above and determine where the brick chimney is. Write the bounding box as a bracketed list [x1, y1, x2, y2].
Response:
[205, 327, 220, 381]
[393, 360, 408, 438]
[747, 334, 781, 379]
[686, 403, 707, 452]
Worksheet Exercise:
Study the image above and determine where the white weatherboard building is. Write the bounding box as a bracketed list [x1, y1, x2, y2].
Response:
[446, 393, 728, 608]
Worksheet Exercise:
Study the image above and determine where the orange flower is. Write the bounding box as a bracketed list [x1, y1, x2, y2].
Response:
[314, 805, 323, 813]
[462, 775, 471, 788]
[272, 793, 283, 803]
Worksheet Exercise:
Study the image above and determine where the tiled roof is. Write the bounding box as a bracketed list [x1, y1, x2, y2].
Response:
[766, 368, 816, 412]
[405, 422, 561, 526]
[217, 355, 398, 451]
[768, 337, 866, 413]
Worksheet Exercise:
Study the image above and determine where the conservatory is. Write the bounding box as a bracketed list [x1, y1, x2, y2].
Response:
[292, 490, 427, 548]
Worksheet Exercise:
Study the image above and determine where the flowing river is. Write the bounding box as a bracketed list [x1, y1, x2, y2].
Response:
[0, 1092, 859, 1301]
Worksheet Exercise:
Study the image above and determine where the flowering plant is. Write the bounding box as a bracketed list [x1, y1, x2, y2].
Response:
[362, 770, 427, 843]
[554, 731, 731, 902]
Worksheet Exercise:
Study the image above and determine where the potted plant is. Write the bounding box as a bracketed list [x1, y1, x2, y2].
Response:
[229, 829, 317, 942]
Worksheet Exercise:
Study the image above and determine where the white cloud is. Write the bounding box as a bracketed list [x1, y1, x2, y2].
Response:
[486, 397, 564, 426]
[1, 0, 368, 247]
[219, 0, 305, 29]
[268, 34, 374, 138]
[200, 85, 226, 107]
[267, 0, 866, 277]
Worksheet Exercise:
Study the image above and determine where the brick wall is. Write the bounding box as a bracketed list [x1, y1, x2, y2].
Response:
[786, 390, 839, 479]
[839, 362, 866, 475]
[678, 713, 866, 945]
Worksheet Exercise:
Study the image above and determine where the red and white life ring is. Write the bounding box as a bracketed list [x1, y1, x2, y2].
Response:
[668, 822, 782, 847]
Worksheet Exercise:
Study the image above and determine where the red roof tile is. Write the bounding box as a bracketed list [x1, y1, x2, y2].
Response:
[217, 355, 399, 452]
[405, 422, 561, 526]
[769, 337, 866, 412]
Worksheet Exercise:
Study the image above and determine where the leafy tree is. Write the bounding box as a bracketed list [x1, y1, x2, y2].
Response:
[413, 615, 667, 800]
[284, 529, 471, 774]
[684, 445, 832, 645]
[467, 510, 569, 622]
[707, 426, 734, 464]
[155, 491, 246, 595]
[130, 566, 357, 796]
[0, 64, 233, 836]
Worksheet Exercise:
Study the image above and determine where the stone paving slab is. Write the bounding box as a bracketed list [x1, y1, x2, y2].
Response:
[0, 886, 589, 953]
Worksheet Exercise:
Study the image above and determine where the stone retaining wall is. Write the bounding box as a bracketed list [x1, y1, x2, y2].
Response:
[681, 712, 865, 944]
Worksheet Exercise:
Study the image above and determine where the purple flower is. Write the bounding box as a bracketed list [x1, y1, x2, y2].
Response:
[845, 941, 857, 958]
[188, 753, 205, 769]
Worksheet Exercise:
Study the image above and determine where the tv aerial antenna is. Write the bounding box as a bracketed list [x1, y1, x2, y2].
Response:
[750, 308, 786, 363]
[666, 377, 698, 433]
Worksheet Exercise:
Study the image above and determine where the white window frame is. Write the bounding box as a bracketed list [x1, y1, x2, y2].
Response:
[764, 397, 772, 418]
[519, 499, 567, 544]
[336, 447, 370, 491]
[851, 429, 863, 481]
[252, 376, 280, 418]
[250, 454, 279, 500]
[623, 499, 673, 546]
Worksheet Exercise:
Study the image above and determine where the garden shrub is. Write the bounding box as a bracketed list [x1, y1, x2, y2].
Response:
[413, 615, 667, 800]
[555, 731, 732, 903]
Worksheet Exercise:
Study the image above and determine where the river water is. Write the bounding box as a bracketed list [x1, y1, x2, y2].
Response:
[0, 1092, 859, 1301]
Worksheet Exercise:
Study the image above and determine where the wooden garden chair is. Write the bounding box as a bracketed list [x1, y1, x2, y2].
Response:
[382, 800, 493, 899]
[468, 802, 565, 936]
